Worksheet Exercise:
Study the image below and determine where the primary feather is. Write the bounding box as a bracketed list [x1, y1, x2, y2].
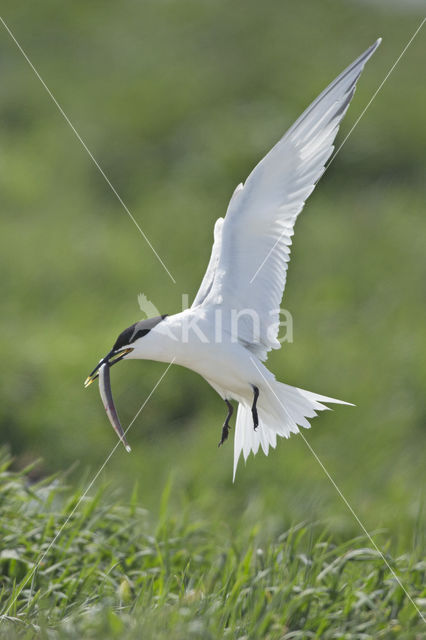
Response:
[194, 39, 381, 361]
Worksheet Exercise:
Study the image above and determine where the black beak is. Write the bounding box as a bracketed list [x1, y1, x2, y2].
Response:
[84, 347, 134, 388]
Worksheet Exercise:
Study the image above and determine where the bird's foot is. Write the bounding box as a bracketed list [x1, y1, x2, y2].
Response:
[252, 411, 259, 430]
[218, 423, 230, 447]
[218, 399, 234, 447]
[252, 385, 259, 430]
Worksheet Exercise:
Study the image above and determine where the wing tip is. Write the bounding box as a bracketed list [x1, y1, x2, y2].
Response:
[369, 38, 382, 57]
[363, 37, 382, 63]
[352, 37, 381, 76]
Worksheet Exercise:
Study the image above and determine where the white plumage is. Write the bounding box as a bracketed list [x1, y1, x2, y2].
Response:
[193, 39, 381, 361]
[86, 40, 381, 479]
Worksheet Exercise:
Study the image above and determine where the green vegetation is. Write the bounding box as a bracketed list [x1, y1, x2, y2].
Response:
[0, 0, 425, 637]
[0, 453, 424, 639]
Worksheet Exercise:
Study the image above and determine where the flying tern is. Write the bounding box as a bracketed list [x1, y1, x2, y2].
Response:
[85, 40, 381, 479]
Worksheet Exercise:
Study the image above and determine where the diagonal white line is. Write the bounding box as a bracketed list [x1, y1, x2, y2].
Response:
[249, 356, 425, 623]
[297, 431, 425, 623]
[250, 18, 425, 285]
[0, 16, 176, 285]
[326, 17, 426, 170]
[2, 359, 175, 618]
[249, 226, 288, 284]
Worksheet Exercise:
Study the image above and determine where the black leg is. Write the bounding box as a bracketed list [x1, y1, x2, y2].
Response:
[251, 385, 259, 430]
[218, 399, 233, 447]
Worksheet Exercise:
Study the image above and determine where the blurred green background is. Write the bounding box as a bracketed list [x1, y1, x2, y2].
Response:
[0, 0, 425, 545]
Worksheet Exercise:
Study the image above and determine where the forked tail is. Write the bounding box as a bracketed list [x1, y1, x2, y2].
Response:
[233, 381, 353, 481]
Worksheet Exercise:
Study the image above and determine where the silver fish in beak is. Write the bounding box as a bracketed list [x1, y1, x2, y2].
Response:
[84, 317, 166, 449]
[98, 363, 131, 452]
[84, 345, 134, 452]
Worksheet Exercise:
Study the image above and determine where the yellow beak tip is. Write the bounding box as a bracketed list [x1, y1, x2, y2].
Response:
[84, 377, 94, 388]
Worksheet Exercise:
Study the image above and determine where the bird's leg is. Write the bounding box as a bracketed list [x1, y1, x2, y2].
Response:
[251, 385, 259, 430]
[218, 399, 233, 447]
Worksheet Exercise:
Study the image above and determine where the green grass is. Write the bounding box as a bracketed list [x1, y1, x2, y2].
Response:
[0, 452, 424, 639]
[0, 1, 425, 636]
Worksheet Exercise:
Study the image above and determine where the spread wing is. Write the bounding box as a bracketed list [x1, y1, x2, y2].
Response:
[192, 216, 224, 308]
[193, 39, 381, 360]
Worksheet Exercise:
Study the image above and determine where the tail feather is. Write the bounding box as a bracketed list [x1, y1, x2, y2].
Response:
[233, 381, 353, 481]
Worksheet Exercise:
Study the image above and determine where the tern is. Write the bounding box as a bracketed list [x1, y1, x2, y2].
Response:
[85, 40, 381, 479]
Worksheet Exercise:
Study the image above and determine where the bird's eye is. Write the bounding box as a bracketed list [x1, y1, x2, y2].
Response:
[113, 324, 138, 351]
[113, 315, 168, 351]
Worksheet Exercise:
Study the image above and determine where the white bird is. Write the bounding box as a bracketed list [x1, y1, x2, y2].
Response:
[85, 40, 381, 479]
